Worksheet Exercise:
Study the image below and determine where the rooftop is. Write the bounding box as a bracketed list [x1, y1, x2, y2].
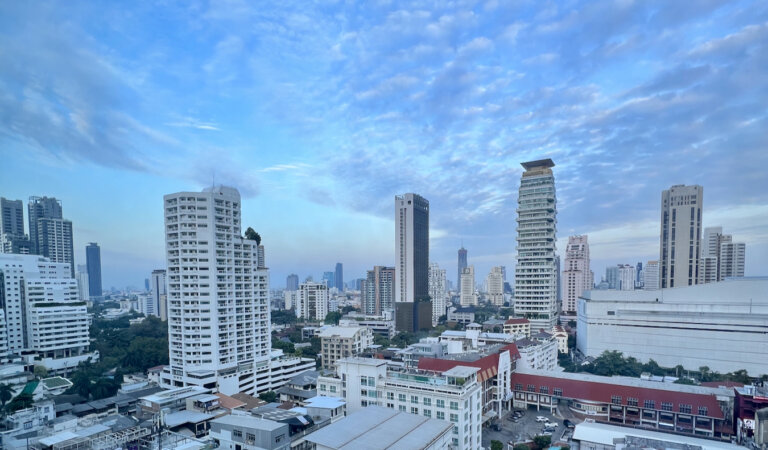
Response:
[505, 318, 530, 325]
[573, 421, 743, 449]
[164, 410, 215, 428]
[304, 396, 346, 409]
[211, 414, 286, 431]
[521, 158, 555, 170]
[318, 326, 368, 338]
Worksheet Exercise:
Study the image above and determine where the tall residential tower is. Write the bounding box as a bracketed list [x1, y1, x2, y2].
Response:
[457, 246, 467, 293]
[85, 242, 102, 299]
[394, 193, 430, 332]
[562, 235, 591, 316]
[659, 184, 703, 288]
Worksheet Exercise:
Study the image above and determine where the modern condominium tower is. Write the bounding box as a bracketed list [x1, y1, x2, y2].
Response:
[659, 185, 703, 288]
[457, 246, 467, 292]
[162, 186, 270, 395]
[428, 262, 448, 324]
[85, 242, 102, 299]
[362, 266, 395, 316]
[562, 235, 591, 315]
[514, 159, 558, 330]
[394, 193, 431, 332]
[486, 266, 504, 306]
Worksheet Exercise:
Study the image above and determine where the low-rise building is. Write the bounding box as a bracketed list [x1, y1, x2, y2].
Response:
[447, 306, 475, 324]
[338, 312, 395, 339]
[318, 326, 374, 370]
[503, 318, 531, 337]
[277, 370, 321, 405]
[572, 421, 742, 450]
[514, 336, 558, 371]
[734, 384, 768, 442]
[209, 414, 290, 450]
[551, 325, 568, 353]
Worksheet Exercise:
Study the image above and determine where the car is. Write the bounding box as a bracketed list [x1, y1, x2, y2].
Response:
[564, 419, 575, 428]
[536, 416, 548, 422]
[544, 422, 557, 428]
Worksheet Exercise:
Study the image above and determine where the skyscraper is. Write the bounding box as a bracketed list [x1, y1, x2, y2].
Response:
[394, 193, 430, 332]
[151, 269, 167, 321]
[719, 242, 746, 280]
[618, 264, 635, 291]
[562, 235, 591, 315]
[0, 197, 31, 255]
[76, 265, 90, 302]
[635, 262, 643, 288]
[698, 226, 746, 283]
[460, 266, 477, 306]
[162, 186, 270, 395]
[486, 266, 504, 306]
[85, 242, 102, 299]
[286, 273, 299, 291]
[28, 196, 73, 276]
[362, 266, 395, 315]
[644, 260, 660, 290]
[335, 262, 343, 293]
[27, 196, 63, 254]
[322, 271, 335, 289]
[514, 159, 558, 330]
[659, 184, 703, 288]
[428, 262, 448, 324]
[297, 281, 329, 320]
[605, 266, 620, 289]
[457, 246, 467, 293]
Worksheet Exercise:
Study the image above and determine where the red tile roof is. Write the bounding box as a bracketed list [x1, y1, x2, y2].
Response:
[505, 318, 530, 325]
[417, 344, 519, 383]
[511, 372, 724, 419]
[700, 381, 743, 389]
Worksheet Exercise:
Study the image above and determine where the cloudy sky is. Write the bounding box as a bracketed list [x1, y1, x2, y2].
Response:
[1, 0, 766, 290]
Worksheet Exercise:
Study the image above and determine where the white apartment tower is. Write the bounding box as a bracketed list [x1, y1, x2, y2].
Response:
[150, 269, 168, 321]
[486, 266, 504, 306]
[644, 260, 660, 290]
[719, 241, 746, 280]
[428, 262, 448, 324]
[660, 184, 703, 288]
[515, 159, 558, 330]
[618, 264, 636, 291]
[562, 235, 591, 315]
[699, 227, 746, 283]
[75, 265, 90, 302]
[163, 186, 270, 395]
[459, 266, 477, 306]
[297, 281, 329, 321]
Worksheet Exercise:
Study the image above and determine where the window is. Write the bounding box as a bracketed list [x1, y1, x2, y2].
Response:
[330, 385, 336, 393]
[540, 386, 549, 394]
[611, 395, 622, 405]
[411, 407, 419, 414]
[233, 429, 242, 438]
[399, 394, 406, 402]
[411, 395, 419, 404]
[644, 400, 655, 409]
[319, 384, 327, 392]
[527, 384, 536, 392]
[246, 433, 255, 441]
[661, 402, 673, 412]
[387, 392, 394, 400]
[698, 406, 708, 416]
[627, 397, 638, 407]
[680, 404, 692, 414]
[399, 405, 406, 412]
[437, 411, 445, 420]
[515, 383, 523, 391]
[453, 425, 459, 434]
[450, 401, 459, 410]
[437, 399, 445, 408]
[553, 388, 562, 396]
[450, 413, 459, 423]
[387, 403, 394, 409]
[424, 409, 432, 418]
[423, 398, 431, 406]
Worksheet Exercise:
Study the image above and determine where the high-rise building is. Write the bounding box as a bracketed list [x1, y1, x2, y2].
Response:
[394, 193, 430, 332]
[322, 271, 335, 289]
[0, 197, 31, 255]
[144, 278, 150, 291]
[698, 226, 746, 283]
[428, 262, 448, 323]
[0, 254, 95, 374]
[162, 186, 270, 395]
[151, 269, 167, 321]
[362, 266, 395, 315]
[297, 281, 329, 321]
[605, 266, 620, 289]
[76, 265, 90, 302]
[719, 242, 746, 280]
[635, 262, 643, 288]
[85, 242, 102, 299]
[555, 255, 562, 309]
[659, 184, 703, 288]
[514, 159, 558, 330]
[644, 260, 660, 290]
[486, 266, 504, 306]
[27, 196, 63, 254]
[562, 235, 591, 315]
[457, 246, 468, 293]
[335, 263, 343, 293]
[618, 264, 635, 291]
[28, 197, 74, 277]
[286, 273, 299, 291]
[460, 266, 477, 306]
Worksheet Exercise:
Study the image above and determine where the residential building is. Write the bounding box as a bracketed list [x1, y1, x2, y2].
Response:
[286, 273, 299, 291]
[394, 193, 430, 332]
[457, 246, 467, 293]
[618, 264, 635, 291]
[361, 266, 395, 315]
[514, 334, 558, 371]
[319, 326, 374, 369]
[459, 265, 477, 306]
[635, 262, 643, 288]
[606, 266, 619, 289]
[253, 350, 315, 394]
[562, 235, 591, 315]
[304, 406, 452, 450]
[551, 325, 568, 353]
[150, 269, 167, 320]
[699, 227, 746, 283]
[486, 266, 504, 306]
[297, 281, 329, 321]
[161, 186, 270, 395]
[428, 262, 448, 324]
[503, 318, 530, 338]
[514, 159, 558, 330]
[28, 196, 74, 277]
[0, 232, 31, 255]
[735, 384, 768, 442]
[660, 184, 703, 288]
[334, 263, 343, 292]
[284, 290, 298, 311]
[322, 271, 335, 289]
[209, 415, 290, 450]
[576, 278, 768, 376]
[644, 260, 659, 290]
[27, 196, 62, 255]
[85, 242, 102, 299]
[0, 254, 95, 374]
[719, 241, 746, 280]
[277, 370, 321, 405]
[339, 312, 395, 339]
[513, 369, 735, 440]
[447, 306, 475, 325]
[0, 198, 31, 255]
[318, 357, 483, 449]
[76, 265, 90, 302]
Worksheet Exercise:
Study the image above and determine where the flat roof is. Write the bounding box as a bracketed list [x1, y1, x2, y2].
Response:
[164, 411, 215, 428]
[521, 159, 555, 170]
[305, 396, 346, 409]
[304, 406, 452, 449]
[573, 421, 743, 449]
[211, 414, 286, 431]
[443, 366, 480, 378]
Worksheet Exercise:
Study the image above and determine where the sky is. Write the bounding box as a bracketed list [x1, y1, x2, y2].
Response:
[0, 0, 766, 290]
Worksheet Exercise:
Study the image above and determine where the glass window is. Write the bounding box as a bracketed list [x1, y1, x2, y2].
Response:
[423, 398, 431, 406]
[698, 406, 708, 416]
[398, 394, 406, 402]
[515, 383, 523, 391]
[627, 397, 638, 407]
[644, 400, 655, 409]
[661, 402, 673, 412]
[437, 399, 445, 408]
[611, 395, 622, 405]
[424, 409, 432, 418]
[411, 395, 419, 404]
[450, 401, 459, 410]
[411, 407, 419, 414]
[553, 388, 562, 396]
[680, 404, 692, 414]
[437, 411, 445, 420]
[450, 413, 458, 423]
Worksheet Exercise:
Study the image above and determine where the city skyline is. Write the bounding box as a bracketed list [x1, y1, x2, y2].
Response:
[1, 1, 767, 288]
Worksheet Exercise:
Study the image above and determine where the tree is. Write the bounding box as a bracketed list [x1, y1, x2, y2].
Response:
[34, 365, 48, 379]
[491, 440, 504, 450]
[259, 391, 277, 403]
[341, 305, 357, 314]
[244, 227, 261, 245]
[7, 393, 34, 413]
[272, 310, 298, 325]
[532, 435, 551, 449]
[513, 445, 530, 450]
[324, 311, 342, 325]
[567, 320, 577, 328]
[0, 384, 13, 409]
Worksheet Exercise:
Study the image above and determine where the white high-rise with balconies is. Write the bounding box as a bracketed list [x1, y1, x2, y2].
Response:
[562, 235, 591, 315]
[428, 263, 447, 324]
[659, 184, 703, 288]
[644, 260, 660, 290]
[514, 159, 558, 330]
[459, 266, 477, 306]
[162, 186, 270, 395]
[486, 266, 504, 306]
[618, 264, 636, 291]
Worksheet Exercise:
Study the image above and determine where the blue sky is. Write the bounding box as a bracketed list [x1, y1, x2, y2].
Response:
[1, 0, 766, 289]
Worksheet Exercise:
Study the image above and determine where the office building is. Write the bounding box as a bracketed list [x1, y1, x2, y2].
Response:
[660, 184, 703, 288]
[644, 260, 659, 290]
[318, 326, 374, 369]
[394, 193, 430, 332]
[0, 198, 24, 236]
[361, 266, 394, 316]
[457, 246, 467, 293]
[28, 196, 74, 277]
[286, 273, 299, 291]
[635, 262, 643, 287]
[459, 266, 476, 306]
[318, 357, 483, 449]
[576, 278, 768, 376]
[297, 281, 329, 321]
[618, 264, 635, 291]
[27, 196, 62, 255]
[0, 254, 95, 374]
[334, 263, 343, 292]
[85, 242, 102, 299]
[514, 159, 558, 330]
[322, 271, 335, 289]
[151, 269, 167, 320]
[606, 266, 619, 289]
[563, 235, 591, 315]
[75, 265, 90, 302]
[161, 186, 270, 395]
[428, 262, 448, 324]
[486, 266, 504, 306]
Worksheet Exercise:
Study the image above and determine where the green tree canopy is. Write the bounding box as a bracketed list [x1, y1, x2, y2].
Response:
[491, 440, 504, 450]
[0, 383, 13, 408]
[532, 435, 551, 449]
[244, 227, 261, 245]
[258, 391, 277, 403]
[324, 311, 342, 325]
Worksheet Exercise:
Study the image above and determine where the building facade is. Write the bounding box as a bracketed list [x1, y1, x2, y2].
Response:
[457, 247, 467, 293]
[318, 326, 374, 369]
[286, 274, 299, 291]
[85, 242, 102, 299]
[486, 266, 504, 306]
[562, 235, 591, 315]
[297, 281, 329, 321]
[719, 241, 745, 280]
[514, 159, 558, 330]
[0, 198, 31, 255]
[334, 263, 343, 292]
[395, 193, 430, 331]
[660, 184, 703, 289]
[361, 266, 395, 316]
[618, 264, 635, 291]
[162, 186, 271, 395]
[150, 269, 167, 320]
[459, 266, 477, 306]
[643, 260, 659, 290]
[428, 263, 448, 325]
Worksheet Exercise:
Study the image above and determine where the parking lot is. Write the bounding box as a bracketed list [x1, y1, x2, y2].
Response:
[481, 407, 571, 448]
